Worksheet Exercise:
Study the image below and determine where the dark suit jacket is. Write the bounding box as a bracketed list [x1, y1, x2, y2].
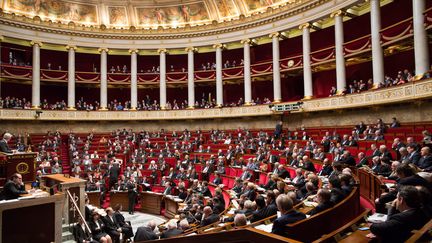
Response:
[250, 203, 278, 223]
[263, 180, 276, 190]
[134, 226, 158, 241]
[109, 165, 120, 181]
[278, 168, 290, 179]
[0, 139, 12, 153]
[416, 155, 432, 171]
[161, 228, 183, 239]
[213, 177, 222, 185]
[330, 188, 346, 204]
[0, 181, 26, 200]
[271, 210, 306, 236]
[103, 215, 119, 232]
[200, 213, 220, 226]
[408, 151, 421, 164]
[356, 158, 369, 167]
[341, 156, 356, 167]
[319, 165, 333, 176]
[308, 201, 334, 216]
[73, 223, 94, 243]
[370, 208, 428, 243]
[302, 161, 316, 172]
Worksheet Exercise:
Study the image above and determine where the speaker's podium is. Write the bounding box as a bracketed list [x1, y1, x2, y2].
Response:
[0, 152, 37, 186]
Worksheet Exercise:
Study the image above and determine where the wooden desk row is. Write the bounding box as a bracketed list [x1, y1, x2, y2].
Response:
[86, 191, 179, 218]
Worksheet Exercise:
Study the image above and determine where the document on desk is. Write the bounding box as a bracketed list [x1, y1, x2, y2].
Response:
[255, 223, 273, 233]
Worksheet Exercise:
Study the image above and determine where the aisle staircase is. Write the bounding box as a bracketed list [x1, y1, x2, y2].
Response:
[60, 135, 70, 174]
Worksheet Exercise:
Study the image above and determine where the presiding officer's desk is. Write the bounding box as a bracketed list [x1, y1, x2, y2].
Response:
[0, 193, 64, 243]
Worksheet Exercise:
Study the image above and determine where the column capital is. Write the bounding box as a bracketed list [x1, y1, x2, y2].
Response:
[212, 43, 226, 49]
[98, 48, 109, 53]
[330, 10, 344, 18]
[269, 32, 280, 38]
[65, 45, 77, 51]
[30, 41, 43, 47]
[185, 47, 198, 53]
[241, 39, 251, 45]
[299, 23, 311, 30]
[128, 49, 139, 54]
[157, 48, 168, 54]
[0, 36, 4, 42]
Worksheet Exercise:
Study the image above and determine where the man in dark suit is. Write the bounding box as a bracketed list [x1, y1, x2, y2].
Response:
[163, 182, 172, 196]
[356, 152, 368, 167]
[271, 194, 306, 236]
[0, 173, 27, 200]
[416, 147, 432, 172]
[200, 206, 220, 227]
[407, 144, 421, 164]
[274, 121, 283, 139]
[240, 166, 252, 181]
[161, 220, 183, 239]
[276, 165, 290, 179]
[134, 221, 158, 242]
[109, 162, 120, 191]
[340, 151, 356, 167]
[307, 189, 334, 216]
[319, 158, 333, 176]
[369, 186, 429, 243]
[127, 178, 137, 215]
[250, 195, 277, 222]
[103, 207, 121, 243]
[0, 132, 13, 153]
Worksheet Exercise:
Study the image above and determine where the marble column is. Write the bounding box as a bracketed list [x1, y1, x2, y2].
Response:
[66, 45, 76, 110]
[413, 0, 430, 76]
[186, 47, 196, 109]
[300, 24, 313, 99]
[241, 39, 252, 105]
[158, 48, 167, 109]
[31, 41, 42, 109]
[129, 49, 138, 110]
[332, 10, 346, 93]
[99, 48, 108, 110]
[270, 32, 282, 103]
[370, 0, 384, 86]
[213, 44, 224, 107]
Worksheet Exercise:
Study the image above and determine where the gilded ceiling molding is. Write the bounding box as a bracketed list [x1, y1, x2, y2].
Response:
[0, 0, 336, 40]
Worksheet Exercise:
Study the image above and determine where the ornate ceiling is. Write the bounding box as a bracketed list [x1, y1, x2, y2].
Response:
[1, 0, 306, 29]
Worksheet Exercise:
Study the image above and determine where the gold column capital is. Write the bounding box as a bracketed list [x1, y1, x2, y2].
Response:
[65, 45, 77, 51]
[269, 32, 280, 38]
[330, 10, 344, 18]
[185, 47, 198, 53]
[98, 48, 109, 53]
[299, 23, 311, 30]
[30, 41, 43, 47]
[212, 43, 226, 49]
[240, 39, 251, 45]
[157, 48, 168, 54]
[128, 49, 139, 54]
[0, 36, 4, 42]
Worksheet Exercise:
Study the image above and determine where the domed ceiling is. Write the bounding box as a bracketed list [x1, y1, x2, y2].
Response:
[1, 0, 306, 29]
